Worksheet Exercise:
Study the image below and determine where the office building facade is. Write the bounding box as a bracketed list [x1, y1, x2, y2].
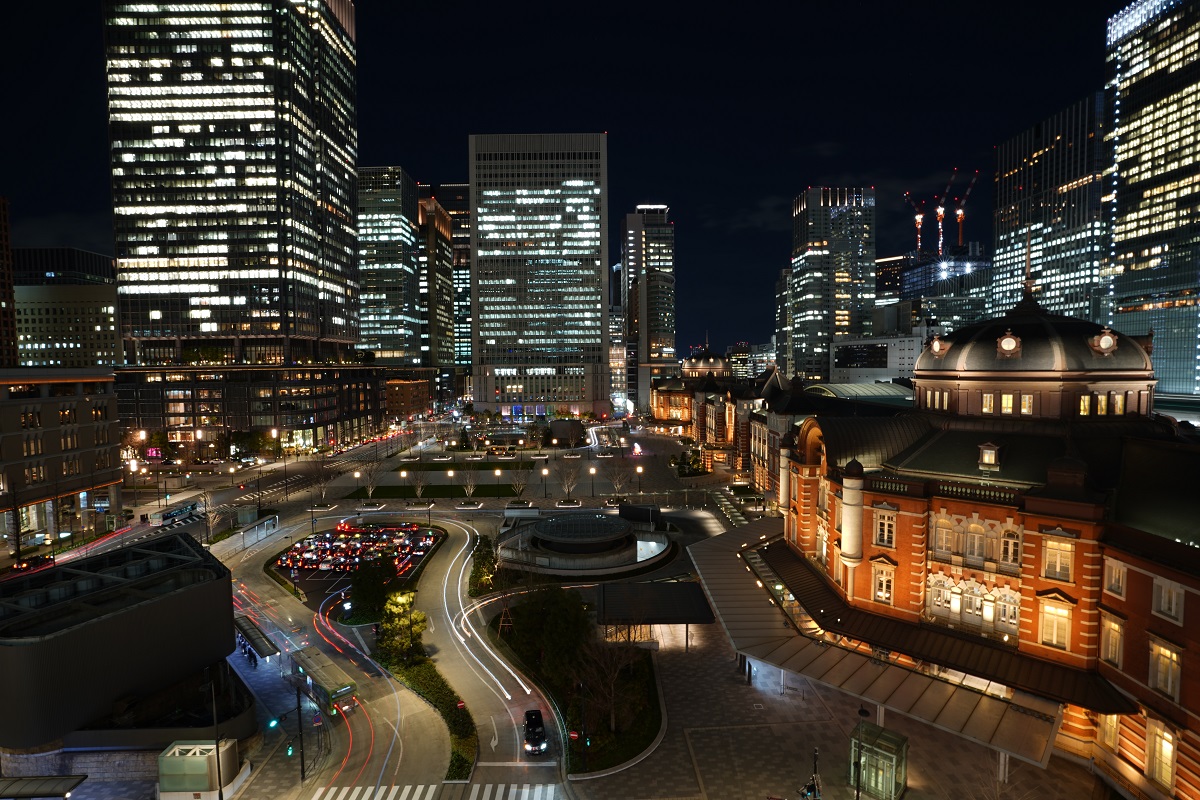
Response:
[417, 196, 455, 369]
[994, 95, 1109, 321]
[105, 0, 382, 452]
[469, 133, 609, 419]
[623, 205, 677, 409]
[1107, 0, 1200, 394]
[420, 183, 473, 370]
[357, 166, 420, 362]
[788, 188, 876, 380]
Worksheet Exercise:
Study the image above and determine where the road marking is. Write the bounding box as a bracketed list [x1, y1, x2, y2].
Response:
[347, 788, 363, 800]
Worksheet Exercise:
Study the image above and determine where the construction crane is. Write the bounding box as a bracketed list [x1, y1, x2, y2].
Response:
[903, 192, 926, 253]
[955, 170, 980, 247]
[935, 169, 957, 256]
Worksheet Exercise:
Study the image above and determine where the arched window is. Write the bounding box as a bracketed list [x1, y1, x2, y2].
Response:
[995, 590, 1020, 634]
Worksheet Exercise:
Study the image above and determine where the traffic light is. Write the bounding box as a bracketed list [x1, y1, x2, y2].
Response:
[286, 741, 294, 757]
[165, 493, 171, 501]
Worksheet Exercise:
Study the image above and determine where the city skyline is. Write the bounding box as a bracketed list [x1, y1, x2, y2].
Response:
[3, 1, 1128, 354]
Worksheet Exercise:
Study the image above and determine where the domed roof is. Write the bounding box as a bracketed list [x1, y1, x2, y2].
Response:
[685, 348, 727, 367]
[914, 295, 1153, 375]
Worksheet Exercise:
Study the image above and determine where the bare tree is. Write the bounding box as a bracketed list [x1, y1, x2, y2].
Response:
[603, 460, 633, 495]
[361, 456, 384, 500]
[461, 469, 479, 498]
[196, 488, 214, 544]
[313, 462, 336, 501]
[555, 461, 581, 498]
[577, 637, 644, 733]
[410, 470, 429, 500]
[509, 465, 533, 498]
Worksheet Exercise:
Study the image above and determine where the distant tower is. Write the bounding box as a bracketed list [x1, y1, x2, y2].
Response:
[994, 95, 1108, 321]
[788, 188, 876, 380]
[417, 196, 456, 370]
[1107, 0, 1200, 393]
[623, 205, 677, 409]
[469, 133, 609, 419]
[421, 183, 473, 369]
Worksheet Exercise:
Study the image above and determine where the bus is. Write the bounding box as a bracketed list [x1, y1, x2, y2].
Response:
[148, 501, 202, 526]
[290, 646, 357, 715]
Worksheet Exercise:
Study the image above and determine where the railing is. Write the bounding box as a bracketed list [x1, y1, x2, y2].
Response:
[932, 480, 1022, 506]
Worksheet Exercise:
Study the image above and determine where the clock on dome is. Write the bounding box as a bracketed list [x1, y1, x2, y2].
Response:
[1090, 327, 1119, 356]
[996, 331, 1021, 359]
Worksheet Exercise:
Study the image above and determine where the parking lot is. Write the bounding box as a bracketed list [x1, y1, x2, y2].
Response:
[274, 520, 440, 591]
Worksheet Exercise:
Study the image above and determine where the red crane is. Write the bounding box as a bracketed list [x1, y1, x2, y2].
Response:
[955, 170, 981, 247]
[935, 169, 958, 257]
[903, 192, 926, 253]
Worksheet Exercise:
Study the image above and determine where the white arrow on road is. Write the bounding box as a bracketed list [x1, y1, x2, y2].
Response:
[489, 716, 498, 751]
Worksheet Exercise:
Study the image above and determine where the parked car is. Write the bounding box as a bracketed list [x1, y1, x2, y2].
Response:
[523, 709, 547, 754]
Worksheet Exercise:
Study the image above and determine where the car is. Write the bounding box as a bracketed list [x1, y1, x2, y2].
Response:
[604, 497, 628, 508]
[455, 499, 483, 509]
[523, 709, 548, 754]
[555, 498, 582, 508]
[11, 554, 54, 572]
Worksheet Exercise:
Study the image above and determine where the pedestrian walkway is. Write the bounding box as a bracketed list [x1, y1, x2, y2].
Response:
[309, 785, 443, 800]
[567, 621, 1106, 800]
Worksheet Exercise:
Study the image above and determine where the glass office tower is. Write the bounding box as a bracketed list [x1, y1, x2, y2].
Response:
[788, 187, 876, 380]
[623, 205, 677, 409]
[1107, 0, 1200, 393]
[105, 0, 360, 367]
[469, 133, 609, 419]
[994, 95, 1109, 321]
[357, 166, 420, 362]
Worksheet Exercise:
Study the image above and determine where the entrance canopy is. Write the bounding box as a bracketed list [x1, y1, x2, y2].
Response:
[0, 775, 87, 798]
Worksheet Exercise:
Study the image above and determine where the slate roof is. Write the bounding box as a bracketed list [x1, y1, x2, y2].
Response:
[595, 581, 715, 626]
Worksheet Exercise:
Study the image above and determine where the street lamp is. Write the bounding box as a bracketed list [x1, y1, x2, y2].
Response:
[636, 465, 643, 494]
[129, 459, 140, 506]
[494, 468, 501, 498]
[353, 470, 361, 495]
[854, 704, 870, 800]
[272, 428, 288, 501]
[589, 466, 596, 497]
[447, 470, 455, 499]
[542, 467, 549, 498]
[400, 470, 408, 500]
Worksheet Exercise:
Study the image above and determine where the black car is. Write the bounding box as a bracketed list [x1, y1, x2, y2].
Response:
[522, 709, 547, 754]
[12, 554, 54, 572]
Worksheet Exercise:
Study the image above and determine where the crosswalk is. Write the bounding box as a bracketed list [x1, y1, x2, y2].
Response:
[466, 786, 558, 799]
[309, 785, 559, 800]
[310, 787, 437, 800]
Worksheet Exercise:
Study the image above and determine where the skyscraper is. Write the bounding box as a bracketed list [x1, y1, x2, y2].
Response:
[420, 183, 473, 369]
[0, 198, 16, 369]
[106, 0, 359, 367]
[357, 166, 420, 362]
[994, 95, 1109, 321]
[417, 196, 455, 369]
[623, 205, 677, 409]
[105, 1, 383, 454]
[788, 187, 876, 380]
[1107, 0, 1200, 394]
[469, 133, 609, 419]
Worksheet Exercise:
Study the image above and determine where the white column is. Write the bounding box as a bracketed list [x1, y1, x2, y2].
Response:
[779, 446, 792, 541]
[841, 460, 864, 601]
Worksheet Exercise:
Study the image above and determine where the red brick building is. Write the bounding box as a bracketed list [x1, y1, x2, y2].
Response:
[768, 295, 1199, 798]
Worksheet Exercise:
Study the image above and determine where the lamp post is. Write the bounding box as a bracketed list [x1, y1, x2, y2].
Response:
[400, 470, 408, 500]
[205, 669, 225, 800]
[272, 428, 288, 501]
[229, 466, 236, 487]
[542, 467, 549, 498]
[551, 438, 558, 459]
[447, 470, 455, 499]
[854, 704, 870, 800]
[353, 470, 361, 496]
[130, 459, 140, 506]
[494, 468, 501, 498]
[636, 465, 644, 494]
[589, 466, 596, 497]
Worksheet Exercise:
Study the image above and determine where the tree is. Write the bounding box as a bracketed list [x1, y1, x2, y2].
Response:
[509, 465, 533, 498]
[410, 470, 429, 500]
[313, 462, 336, 501]
[555, 461, 581, 498]
[603, 460, 634, 495]
[376, 590, 428, 666]
[577, 638, 645, 733]
[350, 560, 391, 616]
[460, 469, 479, 498]
[361, 456, 384, 499]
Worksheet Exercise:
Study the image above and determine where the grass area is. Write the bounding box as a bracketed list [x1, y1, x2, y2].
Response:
[391, 660, 478, 780]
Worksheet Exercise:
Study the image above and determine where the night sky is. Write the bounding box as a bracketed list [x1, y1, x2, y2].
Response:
[2, 1, 1128, 355]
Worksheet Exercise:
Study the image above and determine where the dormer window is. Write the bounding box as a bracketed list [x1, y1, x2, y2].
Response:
[979, 442, 999, 471]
